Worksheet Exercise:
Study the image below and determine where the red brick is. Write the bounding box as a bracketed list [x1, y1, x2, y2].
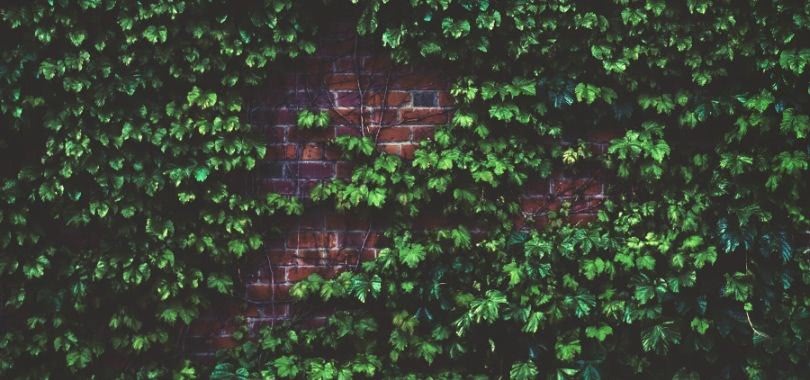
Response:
[520, 197, 562, 214]
[437, 91, 455, 107]
[271, 109, 297, 124]
[360, 248, 378, 261]
[209, 335, 238, 349]
[263, 179, 295, 195]
[335, 126, 362, 137]
[362, 56, 394, 71]
[253, 303, 290, 319]
[521, 197, 546, 214]
[335, 91, 360, 107]
[288, 126, 335, 142]
[375, 127, 411, 142]
[324, 145, 342, 160]
[365, 109, 399, 125]
[336, 231, 381, 248]
[270, 284, 292, 302]
[299, 179, 323, 195]
[293, 162, 334, 179]
[288, 91, 334, 108]
[400, 108, 449, 124]
[301, 143, 323, 160]
[391, 72, 444, 89]
[267, 144, 297, 160]
[336, 162, 354, 179]
[330, 108, 360, 125]
[266, 126, 287, 141]
[246, 282, 274, 302]
[400, 144, 417, 159]
[379, 144, 401, 156]
[286, 231, 336, 249]
[267, 249, 297, 265]
[294, 249, 326, 266]
[411, 126, 436, 140]
[366, 91, 411, 107]
[325, 73, 360, 90]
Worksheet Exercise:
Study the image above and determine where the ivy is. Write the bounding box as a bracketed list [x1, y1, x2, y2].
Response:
[0, 1, 317, 378]
[3, 0, 810, 379]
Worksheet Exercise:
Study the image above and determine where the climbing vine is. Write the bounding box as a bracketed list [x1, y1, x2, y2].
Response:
[2, 0, 810, 379]
[0, 1, 319, 378]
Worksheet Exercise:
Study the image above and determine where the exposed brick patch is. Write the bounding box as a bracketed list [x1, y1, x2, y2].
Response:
[189, 23, 616, 353]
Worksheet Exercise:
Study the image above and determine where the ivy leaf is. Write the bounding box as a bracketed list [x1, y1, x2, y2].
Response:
[641, 321, 681, 354]
[777, 231, 792, 262]
[585, 325, 614, 342]
[555, 337, 582, 361]
[509, 361, 539, 380]
[398, 243, 426, 268]
[581, 364, 601, 380]
[717, 218, 740, 253]
[367, 188, 386, 207]
[575, 83, 600, 103]
[194, 167, 210, 182]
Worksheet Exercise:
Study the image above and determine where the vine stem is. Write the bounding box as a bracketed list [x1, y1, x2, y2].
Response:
[744, 250, 769, 339]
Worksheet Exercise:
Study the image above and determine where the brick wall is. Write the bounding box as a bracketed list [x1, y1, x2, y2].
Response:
[188, 25, 610, 354]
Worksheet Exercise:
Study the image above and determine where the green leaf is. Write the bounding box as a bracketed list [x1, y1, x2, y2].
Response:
[194, 167, 210, 182]
[641, 321, 681, 354]
[585, 325, 613, 342]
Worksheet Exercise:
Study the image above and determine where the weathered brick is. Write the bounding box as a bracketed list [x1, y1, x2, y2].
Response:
[267, 249, 297, 266]
[267, 144, 297, 160]
[324, 145, 342, 160]
[286, 231, 336, 249]
[301, 143, 323, 160]
[335, 161, 354, 179]
[246, 282, 275, 302]
[270, 109, 298, 125]
[375, 127, 411, 142]
[294, 162, 334, 179]
[437, 91, 455, 107]
[400, 143, 417, 159]
[379, 144, 401, 156]
[391, 72, 444, 89]
[224, 35, 613, 358]
[411, 126, 436, 140]
[400, 108, 449, 124]
[288, 126, 335, 142]
[263, 179, 295, 195]
[324, 73, 360, 90]
[266, 126, 287, 142]
[335, 91, 360, 107]
[366, 91, 411, 107]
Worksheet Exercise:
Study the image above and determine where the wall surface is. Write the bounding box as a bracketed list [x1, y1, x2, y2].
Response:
[188, 24, 610, 355]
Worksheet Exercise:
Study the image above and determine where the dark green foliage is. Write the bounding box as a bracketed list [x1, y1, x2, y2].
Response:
[2, 0, 810, 379]
[215, 0, 810, 379]
[0, 1, 316, 378]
